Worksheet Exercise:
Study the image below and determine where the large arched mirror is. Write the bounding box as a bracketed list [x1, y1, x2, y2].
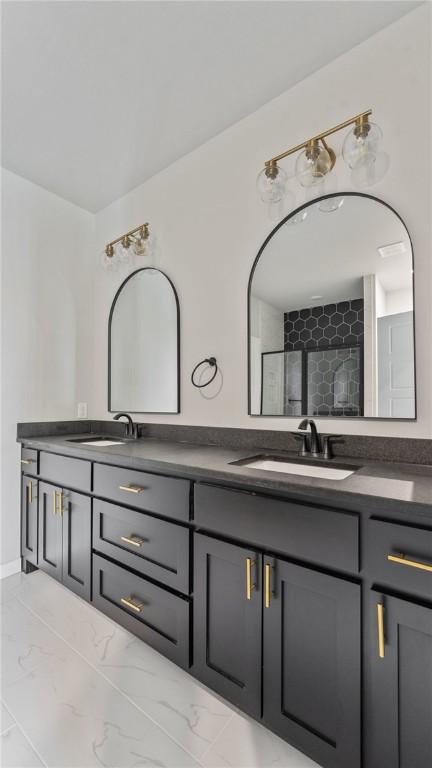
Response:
[109, 268, 179, 413]
[249, 193, 416, 419]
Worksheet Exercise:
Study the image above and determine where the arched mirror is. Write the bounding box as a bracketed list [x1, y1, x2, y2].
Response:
[249, 193, 416, 419]
[109, 268, 179, 413]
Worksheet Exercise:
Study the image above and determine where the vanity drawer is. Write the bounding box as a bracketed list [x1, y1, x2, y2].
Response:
[93, 463, 190, 521]
[39, 451, 91, 492]
[93, 499, 190, 593]
[195, 484, 359, 574]
[20, 448, 38, 473]
[368, 518, 432, 600]
[92, 554, 190, 668]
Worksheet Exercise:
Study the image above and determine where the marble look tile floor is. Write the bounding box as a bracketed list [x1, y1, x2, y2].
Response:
[0, 570, 318, 768]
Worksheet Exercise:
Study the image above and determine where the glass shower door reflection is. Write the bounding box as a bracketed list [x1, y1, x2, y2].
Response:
[306, 346, 363, 417]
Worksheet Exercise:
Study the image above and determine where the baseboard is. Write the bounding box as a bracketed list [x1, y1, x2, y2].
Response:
[0, 558, 22, 579]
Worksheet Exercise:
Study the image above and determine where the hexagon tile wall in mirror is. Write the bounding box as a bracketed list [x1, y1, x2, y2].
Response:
[109, 268, 180, 413]
[248, 193, 416, 419]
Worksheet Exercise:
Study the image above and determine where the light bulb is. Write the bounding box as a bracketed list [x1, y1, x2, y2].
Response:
[295, 141, 333, 188]
[256, 163, 288, 203]
[342, 119, 382, 170]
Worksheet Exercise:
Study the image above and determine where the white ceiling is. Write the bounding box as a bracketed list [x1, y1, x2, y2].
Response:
[1, 1, 421, 212]
[251, 195, 413, 311]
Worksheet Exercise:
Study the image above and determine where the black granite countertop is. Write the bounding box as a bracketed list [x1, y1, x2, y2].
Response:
[18, 431, 432, 516]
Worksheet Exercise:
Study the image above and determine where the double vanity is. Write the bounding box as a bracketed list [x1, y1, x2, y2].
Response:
[18, 420, 432, 768]
[16, 186, 431, 768]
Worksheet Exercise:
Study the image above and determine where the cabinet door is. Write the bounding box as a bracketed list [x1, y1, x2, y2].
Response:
[62, 489, 91, 601]
[21, 476, 38, 566]
[368, 591, 432, 768]
[193, 534, 262, 717]
[38, 482, 62, 581]
[263, 556, 361, 768]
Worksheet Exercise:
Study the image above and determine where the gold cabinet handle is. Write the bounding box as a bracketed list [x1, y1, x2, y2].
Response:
[387, 553, 432, 573]
[21, 459, 33, 465]
[120, 596, 143, 613]
[246, 558, 255, 600]
[119, 485, 145, 494]
[265, 563, 272, 608]
[52, 490, 64, 516]
[120, 535, 145, 548]
[377, 603, 385, 659]
[27, 482, 36, 505]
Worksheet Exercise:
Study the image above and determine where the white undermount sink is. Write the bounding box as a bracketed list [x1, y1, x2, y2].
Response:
[80, 439, 125, 447]
[240, 457, 356, 481]
[67, 436, 125, 447]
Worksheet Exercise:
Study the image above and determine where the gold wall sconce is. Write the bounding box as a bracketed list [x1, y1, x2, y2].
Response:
[102, 223, 156, 270]
[257, 109, 384, 203]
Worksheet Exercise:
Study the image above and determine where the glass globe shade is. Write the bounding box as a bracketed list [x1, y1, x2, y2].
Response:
[116, 242, 131, 264]
[342, 121, 382, 170]
[100, 248, 119, 271]
[288, 209, 308, 226]
[256, 164, 288, 203]
[133, 231, 155, 258]
[318, 196, 345, 213]
[295, 144, 332, 188]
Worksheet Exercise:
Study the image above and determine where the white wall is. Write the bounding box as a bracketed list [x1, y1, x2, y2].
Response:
[92, 5, 432, 439]
[1, 170, 94, 571]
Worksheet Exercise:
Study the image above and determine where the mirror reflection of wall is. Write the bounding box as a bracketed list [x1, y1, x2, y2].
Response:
[109, 268, 179, 413]
[249, 194, 415, 419]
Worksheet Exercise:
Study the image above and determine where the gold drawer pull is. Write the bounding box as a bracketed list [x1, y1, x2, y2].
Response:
[121, 596, 143, 613]
[265, 563, 272, 608]
[377, 603, 385, 659]
[119, 485, 145, 494]
[120, 535, 145, 548]
[387, 553, 432, 573]
[246, 558, 255, 600]
[21, 459, 34, 465]
[53, 490, 58, 515]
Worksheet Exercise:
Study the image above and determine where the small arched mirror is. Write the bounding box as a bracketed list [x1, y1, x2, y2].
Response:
[109, 268, 179, 413]
[249, 193, 416, 419]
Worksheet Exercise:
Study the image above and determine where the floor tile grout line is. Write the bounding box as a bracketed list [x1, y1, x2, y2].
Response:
[12, 593, 216, 766]
[0, 715, 48, 767]
[0, 722, 17, 738]
[199, 711, 237, 763]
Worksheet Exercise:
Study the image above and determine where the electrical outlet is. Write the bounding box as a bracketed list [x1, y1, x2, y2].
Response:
[77, 402, 88, 419]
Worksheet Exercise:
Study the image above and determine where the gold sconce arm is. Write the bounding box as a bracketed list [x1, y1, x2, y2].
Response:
[264, 109, 372, 167]
[105, 223, 149, 253]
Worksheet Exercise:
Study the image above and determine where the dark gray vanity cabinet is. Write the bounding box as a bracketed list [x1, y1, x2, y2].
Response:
[38, 481, 63, 581]
[38, 480, 91, 600]
[61, 488, 92, 600]
[193, 533, 262, 717]
[19, 441, 432, 768]
[21, 475, 38, 566]
[263, 555, 361, 768]
[92, 554, 190, 668]
[368, 591, 432, 768]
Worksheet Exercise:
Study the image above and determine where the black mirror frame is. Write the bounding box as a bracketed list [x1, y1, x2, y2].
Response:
[108, 267, 180, 414]
[247, 192, 417, 421]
